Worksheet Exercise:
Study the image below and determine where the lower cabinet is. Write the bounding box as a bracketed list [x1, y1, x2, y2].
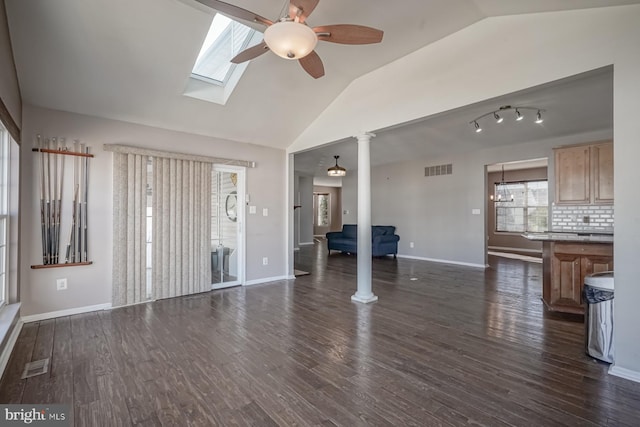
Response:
[542, 242, 613, 314]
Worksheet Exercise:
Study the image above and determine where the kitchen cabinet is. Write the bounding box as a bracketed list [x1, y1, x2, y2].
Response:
[542, 242, 613, 314]
[554, 141, 613, 205]
[591, 142, 614, 204]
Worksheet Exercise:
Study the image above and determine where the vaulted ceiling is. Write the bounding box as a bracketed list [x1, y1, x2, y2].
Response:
[5, 0, 638, 150]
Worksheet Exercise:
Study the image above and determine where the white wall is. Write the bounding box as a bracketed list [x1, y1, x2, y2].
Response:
[20, 105, 287, 316]
[290, 5, 640, 378]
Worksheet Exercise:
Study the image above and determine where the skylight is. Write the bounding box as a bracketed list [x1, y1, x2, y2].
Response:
[191, 14, 258, 85]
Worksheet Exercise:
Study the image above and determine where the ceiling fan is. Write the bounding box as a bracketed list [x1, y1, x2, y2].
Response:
[195, 0, 384, 79]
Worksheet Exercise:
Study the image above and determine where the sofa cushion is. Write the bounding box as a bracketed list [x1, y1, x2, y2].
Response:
[372, 226, 395, 237]
[329, 237, 357, 247]
[342, 224, 358, 239]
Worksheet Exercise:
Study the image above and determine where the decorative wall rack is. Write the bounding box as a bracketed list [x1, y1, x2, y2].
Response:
[30, 135, 94, 269]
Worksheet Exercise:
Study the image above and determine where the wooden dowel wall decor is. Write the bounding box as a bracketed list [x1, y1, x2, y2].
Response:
[31, 135, 93, 269]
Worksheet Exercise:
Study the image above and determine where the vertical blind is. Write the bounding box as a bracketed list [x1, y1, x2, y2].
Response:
[113, 153, 148, 306]
[112, 149, 217, 307]
[152, 158, 211, 299]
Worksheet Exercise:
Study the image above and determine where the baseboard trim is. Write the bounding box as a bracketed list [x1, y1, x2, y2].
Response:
[244, 275, 293, 287]
[609, 365, 640, 383]
[21, 303, 112, 323]
[397, 254, 487, 269]
[298, 242, 315, 246]
[488, 246, 542, 254]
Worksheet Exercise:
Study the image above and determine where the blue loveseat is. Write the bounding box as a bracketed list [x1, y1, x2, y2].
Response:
[326, 224, 400, 257]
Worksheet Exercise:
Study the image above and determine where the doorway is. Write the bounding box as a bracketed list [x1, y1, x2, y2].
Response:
[485, 158, 548, 262]
[211, 167, 245, 289]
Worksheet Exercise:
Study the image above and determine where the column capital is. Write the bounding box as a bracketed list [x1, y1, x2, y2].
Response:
[353, 132, 376, 142]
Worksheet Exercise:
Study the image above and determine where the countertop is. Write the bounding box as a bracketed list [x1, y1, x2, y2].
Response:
[521, 232, 614, 243]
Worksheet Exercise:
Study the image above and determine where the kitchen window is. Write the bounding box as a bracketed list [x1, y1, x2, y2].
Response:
[495, 180, 548, 233]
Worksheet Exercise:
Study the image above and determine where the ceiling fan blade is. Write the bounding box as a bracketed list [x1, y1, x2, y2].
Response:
[299, 51, 324, 79]
[289, 0, 319, 23]
[314, 24, 384, 44]
[230, 41, 269, 64]
[195, 0, 273, 26]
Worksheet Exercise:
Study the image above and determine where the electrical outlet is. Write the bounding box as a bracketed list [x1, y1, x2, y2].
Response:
[249, 205, 256, 214]
[56, 278, 67, 291]
[410, 242, 414, 248]
[262, 208, 269, 217]
[262, 257, 268, 265]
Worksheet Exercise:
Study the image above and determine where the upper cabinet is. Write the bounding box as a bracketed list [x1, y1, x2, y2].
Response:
[554, 141, 613, 205]
[591, 142, 614, 204]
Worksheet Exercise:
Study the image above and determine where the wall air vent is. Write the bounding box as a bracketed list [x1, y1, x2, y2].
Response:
[425, 164, 453, 177]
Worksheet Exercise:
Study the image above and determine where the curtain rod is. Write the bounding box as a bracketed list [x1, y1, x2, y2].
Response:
[103, 144, 256, 168]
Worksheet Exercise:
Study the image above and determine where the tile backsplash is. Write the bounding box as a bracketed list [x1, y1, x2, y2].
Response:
[551, 205, 614, 233]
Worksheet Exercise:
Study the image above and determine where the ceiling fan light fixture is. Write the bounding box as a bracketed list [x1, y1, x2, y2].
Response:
[264, 21, 318, 60]
[327, 155, 346, 177]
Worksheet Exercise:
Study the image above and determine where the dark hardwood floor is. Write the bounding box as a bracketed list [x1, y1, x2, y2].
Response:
[2, 243, 640, 426]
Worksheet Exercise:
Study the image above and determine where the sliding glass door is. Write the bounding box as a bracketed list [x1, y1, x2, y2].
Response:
[211, 167, 244, 289]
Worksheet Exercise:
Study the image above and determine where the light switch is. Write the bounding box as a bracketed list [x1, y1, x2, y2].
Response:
[262, 208, 268, 217]
[249, 206, 256, 214]
[472, 209, 481, 215]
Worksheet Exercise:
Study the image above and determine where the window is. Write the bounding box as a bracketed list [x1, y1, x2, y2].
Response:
[191, 14, 257, 86]
[0, 124, 9, 306]
[495, 180, 548, 233]
[314, 193, 330, 227]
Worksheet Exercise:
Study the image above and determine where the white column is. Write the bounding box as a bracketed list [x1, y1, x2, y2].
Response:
[351, 133, 378, 304]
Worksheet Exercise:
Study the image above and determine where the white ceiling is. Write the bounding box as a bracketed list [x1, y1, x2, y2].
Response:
[294, 67, 613, 176]
[5, 0, 637, 150]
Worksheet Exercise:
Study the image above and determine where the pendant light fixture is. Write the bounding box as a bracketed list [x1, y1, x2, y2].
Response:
[490, 165, 514, 202]
[327, 155, 346, 177]
[470, 105, 546, 133]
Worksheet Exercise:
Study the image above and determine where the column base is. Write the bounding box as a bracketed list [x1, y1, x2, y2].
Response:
[351, 293, 379, 304]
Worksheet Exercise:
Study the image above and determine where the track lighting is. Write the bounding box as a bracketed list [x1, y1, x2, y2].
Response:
[469, 105, 546, 133]
[515, 109, 523, 121]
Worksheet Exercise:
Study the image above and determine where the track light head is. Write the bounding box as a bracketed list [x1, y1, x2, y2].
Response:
[515, 109, 524, 121]
[474, 121, 482, 133]
[535, 110, 544, 124]
[493, 112, 503, 124]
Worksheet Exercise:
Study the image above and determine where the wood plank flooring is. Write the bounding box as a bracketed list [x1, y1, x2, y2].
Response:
[2, 243, 640, 426]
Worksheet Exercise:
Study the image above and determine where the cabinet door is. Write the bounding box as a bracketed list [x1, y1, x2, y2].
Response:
[581, 255, 614, 285]
[591, 142, 614, 205]
[555, 146, 590, 205]
[550, 253, 583, 309]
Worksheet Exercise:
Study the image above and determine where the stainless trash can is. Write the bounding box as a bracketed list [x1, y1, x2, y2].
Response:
[584, 271, 614, 363]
